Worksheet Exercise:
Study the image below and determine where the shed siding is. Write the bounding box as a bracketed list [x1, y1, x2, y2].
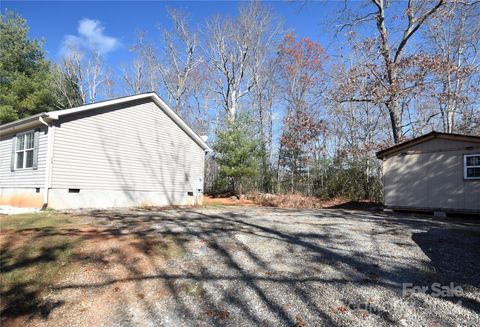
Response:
[383, 138, 480, 212]
[50, 100, 205, 197]
[0, 126, 48, 188]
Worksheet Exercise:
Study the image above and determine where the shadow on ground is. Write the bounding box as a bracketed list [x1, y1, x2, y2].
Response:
[1, 207, 479, 326]
[412, 227, 480, 314]
[324, 201, 382, 211]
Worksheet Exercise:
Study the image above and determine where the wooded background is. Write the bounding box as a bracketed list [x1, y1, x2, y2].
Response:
[1, 0, 479, 201]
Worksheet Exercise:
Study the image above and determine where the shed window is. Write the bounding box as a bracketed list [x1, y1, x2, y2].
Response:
[464, 154, 480, 179]
[15, 131, 35, 169]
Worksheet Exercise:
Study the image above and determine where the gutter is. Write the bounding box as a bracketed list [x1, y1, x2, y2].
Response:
[1, 93, 212, 151]
[0, 113, 52, 137]
[38, 116, 56, 209]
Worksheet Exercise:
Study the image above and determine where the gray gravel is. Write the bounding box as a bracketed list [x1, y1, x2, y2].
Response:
[50, 207, 480, 326]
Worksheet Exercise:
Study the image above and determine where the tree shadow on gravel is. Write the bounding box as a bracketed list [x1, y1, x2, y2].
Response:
[61, 209, 480, 324]
[412, 227, 480, 314]
[3, 207, 480, 326]
[0, 233, 76, 324]
[1, 283, 64, 320]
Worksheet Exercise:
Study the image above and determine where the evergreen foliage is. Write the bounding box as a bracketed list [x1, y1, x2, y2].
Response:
[213, 115, 263, 196]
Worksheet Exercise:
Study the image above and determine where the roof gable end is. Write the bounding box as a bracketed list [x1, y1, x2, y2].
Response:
[0, 93, 211, 151]
[376, 131, 480, 159]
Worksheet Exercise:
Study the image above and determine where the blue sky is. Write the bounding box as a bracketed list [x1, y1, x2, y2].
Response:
[2, 0, 356, 140]
[2, 0, 349, 68]
[2, 0, 392, 142]
[2, 1, 435, 142]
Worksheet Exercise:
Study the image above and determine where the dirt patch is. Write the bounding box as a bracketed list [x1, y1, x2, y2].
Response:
[204, 195, 256, 206]
[206, 308, 231, 321]
[247, 193, 379, 210]
[2, 207, 479, 326]
[33, 233, 180, 327]
[250, 193, 334, 208]
[205, 193, 381, 210]
[0, 212, 187, 327]
[0, 230, 81, 326]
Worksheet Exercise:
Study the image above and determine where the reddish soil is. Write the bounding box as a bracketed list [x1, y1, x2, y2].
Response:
[0, 224, 180, 327]
[203, 195, 256, 206]
[204, 193, 380, 210]
[244, 193, 380, 210]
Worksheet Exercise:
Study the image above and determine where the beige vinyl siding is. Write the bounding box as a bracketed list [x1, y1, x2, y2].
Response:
[50, 99, 205, 193]
[0, 126, 47, 188]
[383, 138, 480, 211]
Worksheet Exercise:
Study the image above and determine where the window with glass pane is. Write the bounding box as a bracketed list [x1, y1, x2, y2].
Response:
[464, 154, 480, 179]
[16, 152, 24, 169]
[15, 131, 35, 169]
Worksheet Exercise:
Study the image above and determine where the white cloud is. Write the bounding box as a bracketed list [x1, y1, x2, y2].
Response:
[61, 18, 120, 56]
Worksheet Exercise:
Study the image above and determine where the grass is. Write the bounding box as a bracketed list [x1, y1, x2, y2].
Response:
[0, 211, 189, 323]
[176, 280, 205, 297]
[136, 235, 187, 259]
[0, 211, 85, 321]
[151, 236, 186, 259]
[0, 211, 74, 230]
[0, 237, 79, 299]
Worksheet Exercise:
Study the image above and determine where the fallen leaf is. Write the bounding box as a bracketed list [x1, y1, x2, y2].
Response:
[295, 315, 306, 327]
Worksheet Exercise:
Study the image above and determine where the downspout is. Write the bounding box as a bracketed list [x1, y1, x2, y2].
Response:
[39, 116, 54, 209]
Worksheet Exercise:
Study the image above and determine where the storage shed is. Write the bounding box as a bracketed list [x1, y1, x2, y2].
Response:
[376, 132, 480, 214]
[0, 93, 211, 209]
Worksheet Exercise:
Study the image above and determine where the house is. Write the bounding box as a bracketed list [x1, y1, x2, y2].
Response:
[0, 93, 211, 209]
[376, 132, 480, 214]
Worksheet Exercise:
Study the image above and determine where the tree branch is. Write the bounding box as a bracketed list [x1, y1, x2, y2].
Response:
[394, 0, 445, 63]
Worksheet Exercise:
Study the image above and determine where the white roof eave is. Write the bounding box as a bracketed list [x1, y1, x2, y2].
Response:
[0, 114, 53, 137]
[45, 93, 212, 152]
[1, 93, 211, 151]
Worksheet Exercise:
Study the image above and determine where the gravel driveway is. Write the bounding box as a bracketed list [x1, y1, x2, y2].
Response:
[41, 207, 480, 326]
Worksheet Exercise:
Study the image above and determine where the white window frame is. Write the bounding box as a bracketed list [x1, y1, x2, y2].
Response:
[14, 130, 35, 170]
[464, 154, 480, 180]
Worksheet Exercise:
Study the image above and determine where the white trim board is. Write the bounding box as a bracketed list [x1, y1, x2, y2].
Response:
[1, 93, 211, 152]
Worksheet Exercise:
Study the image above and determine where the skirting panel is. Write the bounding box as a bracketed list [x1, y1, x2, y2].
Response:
[47, 188, 203, 209]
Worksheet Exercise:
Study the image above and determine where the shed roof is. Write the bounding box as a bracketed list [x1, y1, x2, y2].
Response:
[0, 92, 211, 151]
[376, 131, 480, 159]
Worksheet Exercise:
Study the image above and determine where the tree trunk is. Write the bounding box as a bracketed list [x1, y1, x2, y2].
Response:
[290, 170, 294, 194]
[447, 108, 455, 133]
[386, 100, 402, 143]
[229, 90, 237, 121]
[257, 93, 271, 192]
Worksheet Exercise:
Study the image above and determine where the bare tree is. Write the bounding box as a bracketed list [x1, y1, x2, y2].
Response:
[336, 0, 448, 143]
[247, 3, 283, 164]
[329, 61, 389, 198]
[277, 33, 327, 193]
[121, 31, 163, 96]
[188, 62, 213, 134]
[251, 56, 279, 186]
[159, 9, 202, 115]
[61, 45, 106, 104]
[124, 31, 161, 95]
[103, 67, 117, 99]
[206, 4, 263, 121]
[51, 65, 83, 109]
[123, 19, 210, 132]
[424, 2, 480, 133]
[121, 59, 144, 95]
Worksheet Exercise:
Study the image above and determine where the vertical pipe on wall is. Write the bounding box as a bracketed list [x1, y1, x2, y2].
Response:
[39, 116, 54, 209]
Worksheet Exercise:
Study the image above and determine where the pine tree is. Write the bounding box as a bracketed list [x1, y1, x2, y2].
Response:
[0, 11, 78, 123]
[213, 116, 262, 196]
